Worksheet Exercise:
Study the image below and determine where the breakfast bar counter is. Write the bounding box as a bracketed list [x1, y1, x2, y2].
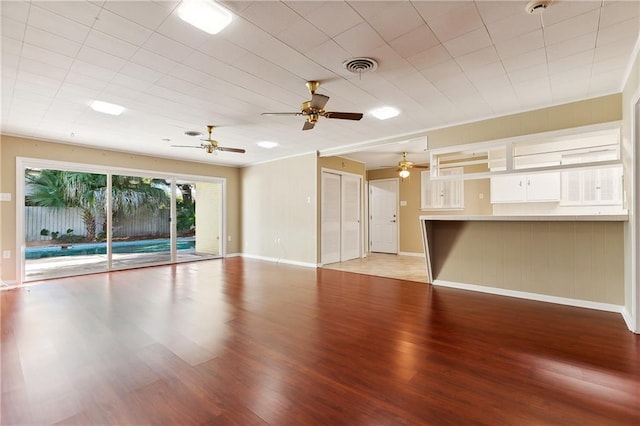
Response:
[419, 214, 628, 310]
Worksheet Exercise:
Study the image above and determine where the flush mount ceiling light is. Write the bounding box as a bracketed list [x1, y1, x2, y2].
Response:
[371, 106, 400, 120]
[90, 100, 124, 116]
[178, 0, 233, 35]
[257, 141, 278, 149]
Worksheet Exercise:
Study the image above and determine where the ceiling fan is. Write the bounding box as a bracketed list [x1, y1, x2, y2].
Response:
[396, 152, 428, 178]
[261, 81, 363, 130]
[171, 125, 246, 154]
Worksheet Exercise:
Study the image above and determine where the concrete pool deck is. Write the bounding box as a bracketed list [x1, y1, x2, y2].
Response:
[9, 250, 218, 285]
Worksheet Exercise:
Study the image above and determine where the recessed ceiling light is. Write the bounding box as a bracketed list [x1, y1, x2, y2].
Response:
[371, 106, 400, 120]
[257, 141, 278, 149]
[90, 100, 124, 116]
[178, 0, 233, 35]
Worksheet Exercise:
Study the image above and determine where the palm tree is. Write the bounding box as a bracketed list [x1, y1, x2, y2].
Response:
[26, 170, 104, 241]
[26, 170, 170, 241]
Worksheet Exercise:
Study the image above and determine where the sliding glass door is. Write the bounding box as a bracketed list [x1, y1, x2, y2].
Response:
[176, 179, 223, 261]
[110, 174, 172, 269]
[24, 168, 108, 281]
[20, 160, 225, 282]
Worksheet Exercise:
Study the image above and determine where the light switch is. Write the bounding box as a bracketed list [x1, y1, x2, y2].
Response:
[0, 193, 11, 202]
[400, 200, 407, 206]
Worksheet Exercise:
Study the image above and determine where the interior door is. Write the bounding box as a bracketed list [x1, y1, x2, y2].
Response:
[341, 174, 361, 261]
[369, 179, 398, 254]
[321, 172, 341, 264]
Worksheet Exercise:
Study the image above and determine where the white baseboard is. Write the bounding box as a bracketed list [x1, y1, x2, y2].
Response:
[240, 253, 317, 269]
[433, 279, 625, 314]
[398, 251, 424, 257]
[621, 307, 637, 333]
[224, 252, 242, 258]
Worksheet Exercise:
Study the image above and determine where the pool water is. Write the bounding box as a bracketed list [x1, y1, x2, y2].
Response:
[25, 237, 196, 259]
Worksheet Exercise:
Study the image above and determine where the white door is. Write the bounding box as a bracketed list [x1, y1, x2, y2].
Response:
[321, 172, 341, 264]
[341, 174, 361, 261]
[369, 179, 398, 254]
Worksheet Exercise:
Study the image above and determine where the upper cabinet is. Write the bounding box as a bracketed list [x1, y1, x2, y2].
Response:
[421, 167, 464, 210]
[491, 172, 560, 203]
[561, 151, 622, 206]
[425, 123, 625, 213]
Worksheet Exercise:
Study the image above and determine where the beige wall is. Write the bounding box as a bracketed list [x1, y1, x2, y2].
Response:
[242, 152, 317, 265]
[0, 135, 241, 282]
[427, 94, 622, 149]
[430, 220, 624, 305]
[368, 165, 491, 254]
[621, 47, 640, 328]
[364, 96, 621, 256]
[317, 156, 366, 263]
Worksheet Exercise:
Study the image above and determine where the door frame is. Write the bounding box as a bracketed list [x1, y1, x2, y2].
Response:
[368, 178, 399, 255]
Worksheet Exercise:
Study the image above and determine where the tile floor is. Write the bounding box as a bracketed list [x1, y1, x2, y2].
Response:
[322, 252, 428, 283]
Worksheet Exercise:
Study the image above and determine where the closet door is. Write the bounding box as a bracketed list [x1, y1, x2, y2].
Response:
[341, 174, 361, 261]
[321, 172, 341, 264]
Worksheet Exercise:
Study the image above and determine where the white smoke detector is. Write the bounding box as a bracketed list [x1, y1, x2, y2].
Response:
[525, 0, 551, 14]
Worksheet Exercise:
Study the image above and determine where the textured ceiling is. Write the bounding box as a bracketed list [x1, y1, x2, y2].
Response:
[1, 1, 638, 169]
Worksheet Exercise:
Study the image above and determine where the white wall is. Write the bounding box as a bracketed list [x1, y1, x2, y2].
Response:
[621, 45, 640, 332]
[241, 153, 317, 266]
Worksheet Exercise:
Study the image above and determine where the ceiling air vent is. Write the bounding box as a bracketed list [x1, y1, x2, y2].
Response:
[343, 57, 378, 76]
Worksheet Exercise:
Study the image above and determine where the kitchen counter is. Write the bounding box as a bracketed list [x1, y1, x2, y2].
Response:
[419, 215, 625, 311]
[420, 214, 628, 222]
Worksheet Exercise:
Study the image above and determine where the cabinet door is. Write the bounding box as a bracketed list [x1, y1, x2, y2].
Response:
[490, 175, 525, 203]
[421, 168, 464, 209]
[596, 167, 622, 205]
[526, 172, 560, 201]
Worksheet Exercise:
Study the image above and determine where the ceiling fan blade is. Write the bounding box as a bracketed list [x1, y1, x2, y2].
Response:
[171, 145, 203, 148]
[323, 111, 363, 120]
[412, 165, 429, 169]
[302, 120, 315, 131]
[310, 93, 329, 110]
[218, 146, 246, 154]
[261, 112, 302, 116]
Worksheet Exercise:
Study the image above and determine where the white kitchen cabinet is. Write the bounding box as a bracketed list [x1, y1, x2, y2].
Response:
[490, 172, 560, 203]
[421, 168, 464, 210]
[561, 152, 622, 206]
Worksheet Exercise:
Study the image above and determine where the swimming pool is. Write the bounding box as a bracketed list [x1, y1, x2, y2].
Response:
[25, 237, 195, 259]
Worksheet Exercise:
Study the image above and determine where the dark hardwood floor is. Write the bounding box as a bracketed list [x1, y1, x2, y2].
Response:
[1, 258, 638, 425]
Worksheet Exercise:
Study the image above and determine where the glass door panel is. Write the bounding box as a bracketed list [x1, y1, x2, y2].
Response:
[110, 174, 172, 269]
[176, 179, 222, 261]
[24, 168, 108, 281]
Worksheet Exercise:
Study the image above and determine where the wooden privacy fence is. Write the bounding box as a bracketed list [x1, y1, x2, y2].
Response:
[25, 207, 170, 241]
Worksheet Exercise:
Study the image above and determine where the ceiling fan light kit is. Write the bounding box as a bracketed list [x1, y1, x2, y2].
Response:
[262, 81, 363, 130]
[396, 151, 428, 179]
[172, 125, 245, 155]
